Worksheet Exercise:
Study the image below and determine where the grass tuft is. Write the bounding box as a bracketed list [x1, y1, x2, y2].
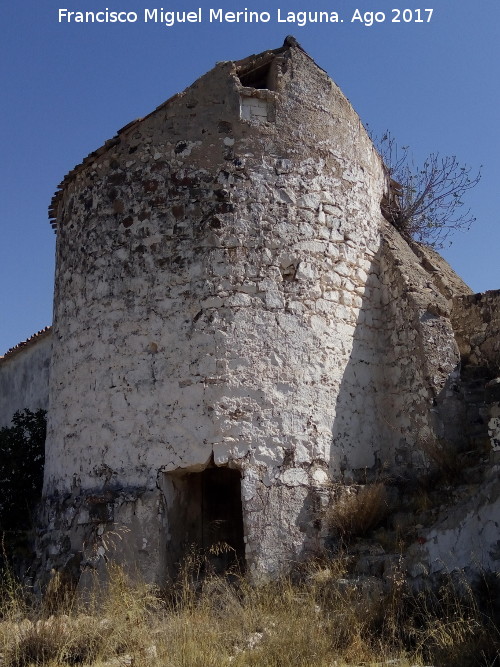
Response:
[325, 482, 390, 541]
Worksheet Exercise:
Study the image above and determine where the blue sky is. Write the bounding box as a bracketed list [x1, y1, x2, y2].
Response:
[1, 0, 499, 354]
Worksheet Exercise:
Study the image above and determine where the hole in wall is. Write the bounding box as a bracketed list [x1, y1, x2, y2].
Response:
[280, 259, 298, 282]
[237, 57, 276, 123]
[237, 61, 273, 89]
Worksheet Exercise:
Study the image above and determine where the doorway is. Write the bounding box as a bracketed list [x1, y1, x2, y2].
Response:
[164, 465, 245, 576]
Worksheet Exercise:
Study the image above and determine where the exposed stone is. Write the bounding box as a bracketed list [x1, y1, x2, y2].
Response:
[451, 290, 500, 375]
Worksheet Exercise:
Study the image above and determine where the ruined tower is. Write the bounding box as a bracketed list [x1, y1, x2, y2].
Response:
[34, 40, 492, 582]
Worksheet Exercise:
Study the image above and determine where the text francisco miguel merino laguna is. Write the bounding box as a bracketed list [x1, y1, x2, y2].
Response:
[58, 7, 347, 26]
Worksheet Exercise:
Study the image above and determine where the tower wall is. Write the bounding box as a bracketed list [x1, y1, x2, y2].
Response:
[42, 45, 392, 579]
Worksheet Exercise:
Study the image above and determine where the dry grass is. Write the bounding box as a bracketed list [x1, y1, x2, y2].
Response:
[0, 557, 499, 667]
[325, 482, 390, 542]
[408, 573, 500, 667]
[418, 437, 466, 483]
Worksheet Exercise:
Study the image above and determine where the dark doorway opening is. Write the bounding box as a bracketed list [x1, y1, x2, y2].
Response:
[164, 466, 245, 577]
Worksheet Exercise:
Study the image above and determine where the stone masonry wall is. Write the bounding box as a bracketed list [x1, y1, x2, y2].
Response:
[398, 290, 500, 580]
[452, 290, 500, 461]
[451, 290, 500, 376]
[39, 43, 488, 584]
[376, 225, 463, 471]
[0, 331, 52, 428]
[406, 466, 500, 578]
[42, 45, 390, 580]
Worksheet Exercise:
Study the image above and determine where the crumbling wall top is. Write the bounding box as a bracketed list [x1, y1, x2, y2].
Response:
[48, 38, 315, 232]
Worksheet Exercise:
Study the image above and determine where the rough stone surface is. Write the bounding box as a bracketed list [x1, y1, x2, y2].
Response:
[2, 42, 498, 586]
[403, 293, 500, 582]
[451, 290, 500, 375]
[374, 226, 462, 471]
[406, 469, 500, 577]
[489, 394, 500, 459]
[41, 43, 396, 581]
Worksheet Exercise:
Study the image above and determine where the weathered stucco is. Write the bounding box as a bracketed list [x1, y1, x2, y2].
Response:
[0, 329, 52, 428]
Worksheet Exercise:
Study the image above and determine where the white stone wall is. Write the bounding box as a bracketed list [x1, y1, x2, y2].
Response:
[406, 470, 500, 577]
[0, 332, 52, 428]
[240, 93, 270, 122]
[34, 43, 498, 586]
[42, 45, 391, 577]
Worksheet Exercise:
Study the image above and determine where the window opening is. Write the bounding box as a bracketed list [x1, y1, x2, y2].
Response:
[237, 61, 273, 89]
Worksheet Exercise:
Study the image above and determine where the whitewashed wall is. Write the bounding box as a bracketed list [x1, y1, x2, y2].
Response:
[0, 331, 52, 428]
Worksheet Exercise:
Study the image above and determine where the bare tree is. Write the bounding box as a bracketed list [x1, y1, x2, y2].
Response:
[378, 132, 482, 248]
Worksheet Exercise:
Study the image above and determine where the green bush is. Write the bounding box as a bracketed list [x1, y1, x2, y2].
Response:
[0, 409, 46, 532]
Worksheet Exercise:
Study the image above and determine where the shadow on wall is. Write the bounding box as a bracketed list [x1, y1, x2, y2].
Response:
[329, 247, 385, 481]
[329, 243, 458, 484]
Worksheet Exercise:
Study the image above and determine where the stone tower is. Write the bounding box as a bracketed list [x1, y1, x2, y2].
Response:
[38, 40, 474, 581]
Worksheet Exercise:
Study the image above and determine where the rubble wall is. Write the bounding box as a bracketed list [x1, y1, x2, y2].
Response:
[451, 290, 500, 375]
[405, 466, 500, 579]
[402, 295, 500, 579]
[0, 331, 52, 428]
[39, 43, 486, 583]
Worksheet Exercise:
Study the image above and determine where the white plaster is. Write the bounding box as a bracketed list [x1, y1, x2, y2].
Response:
[0, 332, 52, 428]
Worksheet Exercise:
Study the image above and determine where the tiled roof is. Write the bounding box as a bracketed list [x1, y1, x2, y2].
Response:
[1, 326, 52, 363]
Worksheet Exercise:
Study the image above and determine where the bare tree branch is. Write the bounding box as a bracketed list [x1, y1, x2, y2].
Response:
[377, 132, 482, 248]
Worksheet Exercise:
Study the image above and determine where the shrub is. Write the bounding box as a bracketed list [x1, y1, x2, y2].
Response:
[418, 436, 466, 484]
[0, 409, 46, 532]
[325, 482, 389, 542]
